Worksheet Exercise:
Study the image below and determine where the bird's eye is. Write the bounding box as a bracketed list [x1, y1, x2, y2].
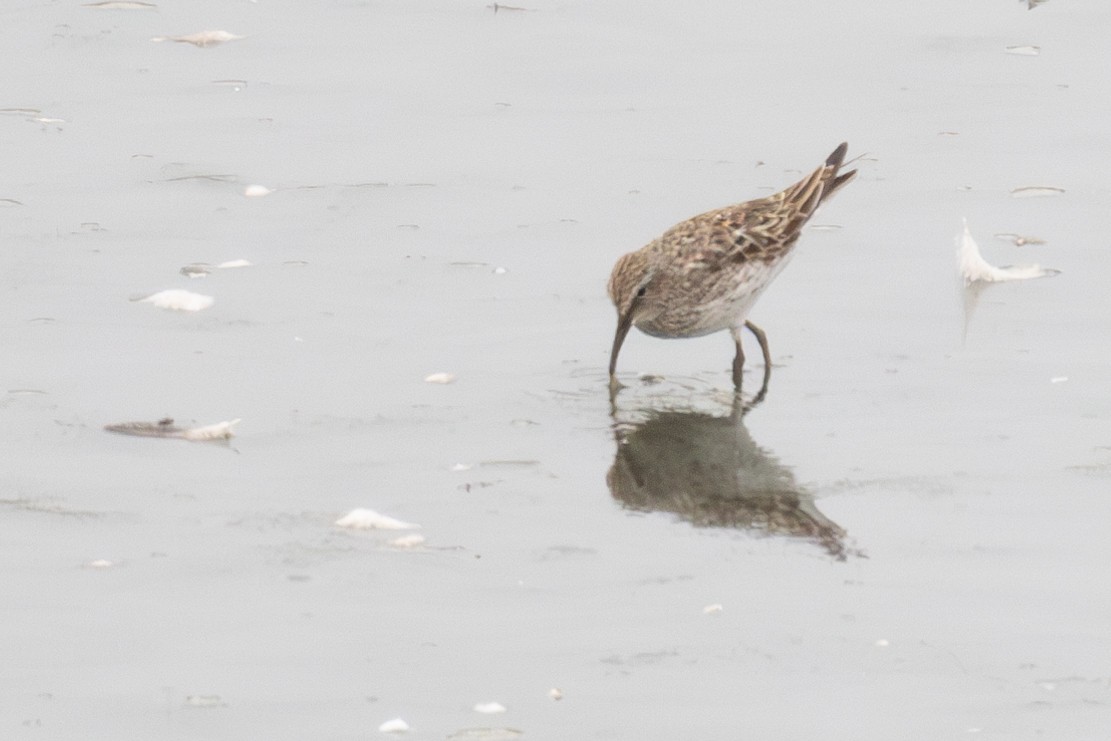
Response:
[636, 286, 647, 298]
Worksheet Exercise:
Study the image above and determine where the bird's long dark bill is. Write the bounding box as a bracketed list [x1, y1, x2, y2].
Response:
[609, 312, 634, 378]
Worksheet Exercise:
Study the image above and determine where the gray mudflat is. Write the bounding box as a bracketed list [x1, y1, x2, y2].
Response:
[3, 1, 1108, 738]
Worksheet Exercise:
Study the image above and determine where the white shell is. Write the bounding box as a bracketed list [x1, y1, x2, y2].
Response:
[424, 372, 456, 384]
[244, 185, 272, 197]
[473, 702, 507, 714]
[182, 419, 240, 440]
[702, 603, 724, 614]
[336, 508, 420, 530]
[137, 289, 215, 311]
[378, 718, 410, 733]
[1005, 45, 1040, 56]
[217, 259, 252, 269]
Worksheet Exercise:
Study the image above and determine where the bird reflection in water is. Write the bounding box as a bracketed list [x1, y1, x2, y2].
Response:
[608, 385, 856, 559]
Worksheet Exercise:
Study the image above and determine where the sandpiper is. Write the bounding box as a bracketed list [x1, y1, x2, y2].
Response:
[607, 142, 855, 391]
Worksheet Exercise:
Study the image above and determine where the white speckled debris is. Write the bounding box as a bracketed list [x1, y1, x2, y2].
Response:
[336, 509, 420, 530]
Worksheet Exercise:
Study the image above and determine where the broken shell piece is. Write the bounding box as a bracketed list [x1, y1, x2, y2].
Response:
[335, 508, 420, 530]
[994, 233, 1046, 247]
[136, 289, 214, 311]
[378, 718, 409, 733]
[181, 419, 240, 440]
[1005, 45, 1040, 56]
[958, 221, 1059, 285]
[104, 418, 240, 441]
[424, 372, 456, 384]
[152, 30, 245, 47]
[217, 259, 252, 268]
[473, 702, 507, 714]
[244, 184, 272, 197]
[1010, 186, 1065, 198]
[702, 603, 724, 614]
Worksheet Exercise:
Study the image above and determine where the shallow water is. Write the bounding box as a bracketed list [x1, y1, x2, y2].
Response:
[4, 0, 1111, 738]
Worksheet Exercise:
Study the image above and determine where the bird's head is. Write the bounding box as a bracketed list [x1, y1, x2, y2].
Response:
[606, 250, 659, 380]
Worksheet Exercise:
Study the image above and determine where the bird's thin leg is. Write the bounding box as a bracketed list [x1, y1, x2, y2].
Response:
[730, 326, 746, 388]
[743, 320, 772, 397]
[744, 321, 772, 370]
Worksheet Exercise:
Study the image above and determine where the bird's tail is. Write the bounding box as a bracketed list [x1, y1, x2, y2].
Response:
[779, 142, 856, 222]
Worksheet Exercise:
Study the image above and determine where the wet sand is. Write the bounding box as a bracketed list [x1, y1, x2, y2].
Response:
[3, 0, 1110, 738]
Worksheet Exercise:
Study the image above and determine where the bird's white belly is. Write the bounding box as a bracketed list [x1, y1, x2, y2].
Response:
[637, 257, 792, 339]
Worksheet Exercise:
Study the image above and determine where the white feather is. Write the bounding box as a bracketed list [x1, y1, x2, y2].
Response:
[958, 221, 1058, 285]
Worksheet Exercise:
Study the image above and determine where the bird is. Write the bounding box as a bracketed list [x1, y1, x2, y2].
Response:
[607, 142, 855, 392]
